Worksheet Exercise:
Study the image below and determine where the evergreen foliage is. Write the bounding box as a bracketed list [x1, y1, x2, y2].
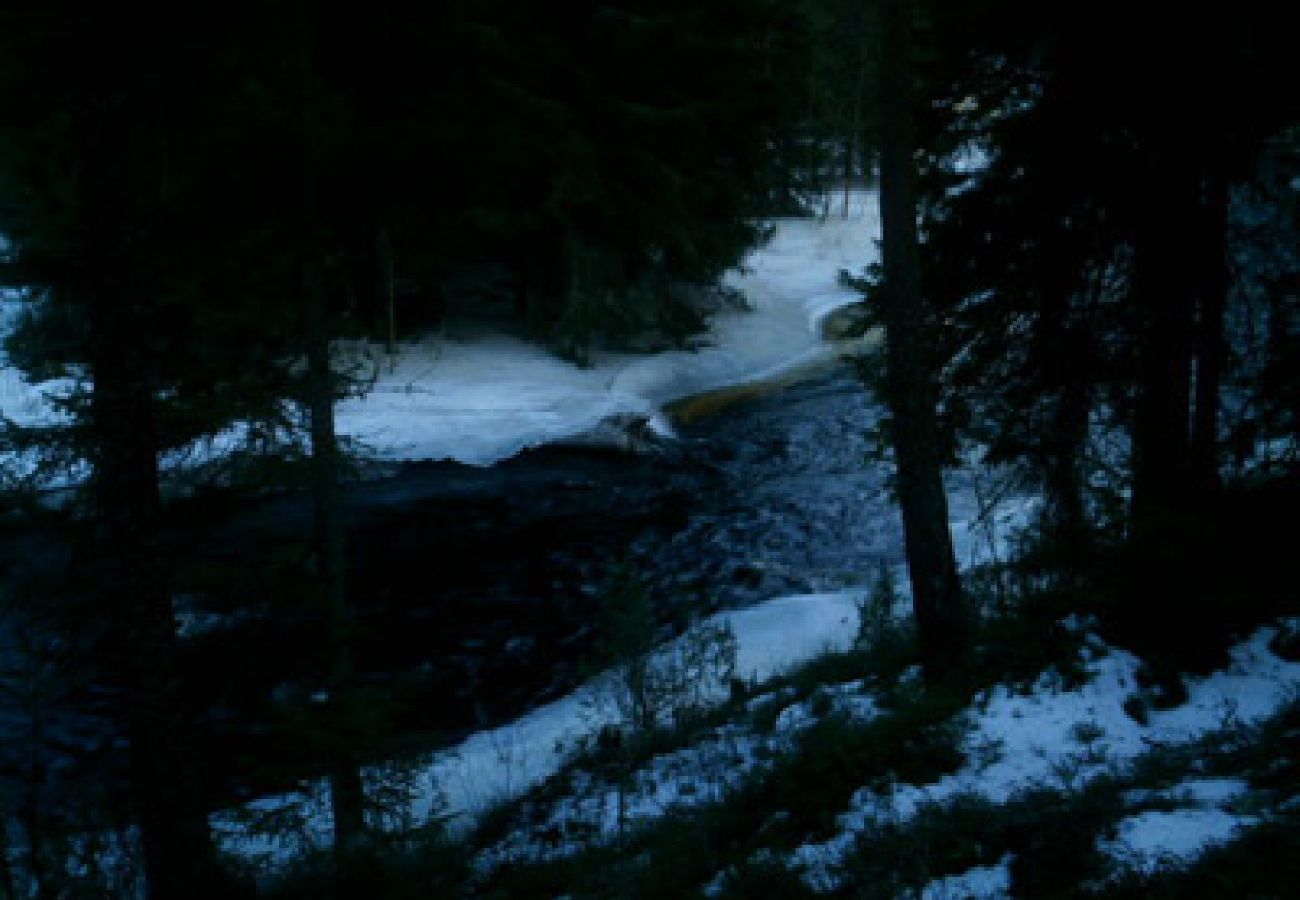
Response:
[900, 0, 1300, 670]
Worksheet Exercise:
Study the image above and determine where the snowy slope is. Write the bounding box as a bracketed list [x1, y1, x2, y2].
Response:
[211, 591, 866, 869]
[213, 590, 1300, 891]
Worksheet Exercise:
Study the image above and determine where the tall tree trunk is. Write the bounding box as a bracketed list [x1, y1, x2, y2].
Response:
[1043, 376, 1090, 547]
[81, 107, 220, 897]
[289, 2, 367, 876]
[878, 0, 968, 683]
[89, 291, 219, 898]
[303, 250, 368, 874]
[843, 32, 870, 218]
[1038, 291, 1092, 549]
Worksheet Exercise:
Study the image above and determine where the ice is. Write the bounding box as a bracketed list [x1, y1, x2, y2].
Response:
[2, 196, 881, 471]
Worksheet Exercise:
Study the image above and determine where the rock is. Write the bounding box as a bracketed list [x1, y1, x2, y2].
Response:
[566, 412, 680, 456]
[819, 301, 872, 340]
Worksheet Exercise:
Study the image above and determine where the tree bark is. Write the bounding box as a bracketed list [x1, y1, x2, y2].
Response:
[878, 0, 968, 682]
[289, 2, 367, 873]
[303, 249, 368, 871]
[1037, 290, 1092, 548]
[81, 109, 221, 900]
[1043, 376, 1091, 546]
[89, 292, 220, 899]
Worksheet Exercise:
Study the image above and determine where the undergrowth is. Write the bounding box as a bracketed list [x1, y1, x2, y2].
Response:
[251, 539, 1297, 898]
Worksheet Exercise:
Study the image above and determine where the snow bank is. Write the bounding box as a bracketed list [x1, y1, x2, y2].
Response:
[792, 625, 1300, 887]
[1, 199, 880, 470]
[213, 589, 865, 869]
[1099, 808, 1257, 877]
[921, 855, 1012, 900]
[216, 616, 1299, 882]
[333, 200, 879, 465]
[420, 591, 862, 827]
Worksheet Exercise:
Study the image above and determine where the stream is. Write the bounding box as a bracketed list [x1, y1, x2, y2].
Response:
[1, 361, 910, 813]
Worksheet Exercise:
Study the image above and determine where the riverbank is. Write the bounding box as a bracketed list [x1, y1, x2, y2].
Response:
[0, 196, 882, 478]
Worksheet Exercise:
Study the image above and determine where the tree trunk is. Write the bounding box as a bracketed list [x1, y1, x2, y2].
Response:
[878, 0, 968, 683]
[1043, 376, 1091, 547]
[79, 101, 220, 896]
[288, 2, 367, 873]
[302, 250, 368, 872]
[1037, 291, 1091, 548]
[89, 290, 220, 898]
[843, 32, 870, 218]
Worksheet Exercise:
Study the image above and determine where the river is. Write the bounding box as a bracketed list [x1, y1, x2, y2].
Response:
[1, 359, 909, 819]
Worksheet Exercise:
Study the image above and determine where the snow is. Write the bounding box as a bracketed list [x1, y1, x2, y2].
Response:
[1100, 808, 1257, 876]
[946, 477, 1039, 571]
[479, 680, 881, 869]
[719, 592, 862, 684]
[9, 189, 1293, 889]
[921, 854, 1012, 900]
[212, 603, 1300, 882]
[791, 624, 1300, 888]
[213, 598, 1300, 886]
[1099, 777, 1258, 877]
[2, 198, 880, 471]
[424, 591, 861, 825]
[213, 589, 866, 870]
[479, 723, 786, 867]
[1163, 777, 1251, 806]
[0, 293, 75, 432]
[332, 201, 878, 465]
[0, 369, 71, 429]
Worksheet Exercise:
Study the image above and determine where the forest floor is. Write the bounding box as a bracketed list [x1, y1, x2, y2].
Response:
[242, 581, 1300, 898]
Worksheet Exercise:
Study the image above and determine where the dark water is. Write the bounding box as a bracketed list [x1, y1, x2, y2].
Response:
[2, 363, 906, 807]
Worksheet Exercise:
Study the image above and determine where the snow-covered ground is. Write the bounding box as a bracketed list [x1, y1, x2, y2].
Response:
[787, 622, 1300, 893]
[1, 197, 880, 470]
[475, 614, 1298, 898]
[211, 591, 866, 870]
[921, 856, 1013, 900]
[213, 588, 1300, 894]
[4, 198, 890, 879]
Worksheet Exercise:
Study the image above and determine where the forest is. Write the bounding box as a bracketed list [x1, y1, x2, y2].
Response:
[0, 1, 1298, 897]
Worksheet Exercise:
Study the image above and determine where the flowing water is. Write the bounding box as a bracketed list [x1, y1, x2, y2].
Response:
[1, 361, 909, 812]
